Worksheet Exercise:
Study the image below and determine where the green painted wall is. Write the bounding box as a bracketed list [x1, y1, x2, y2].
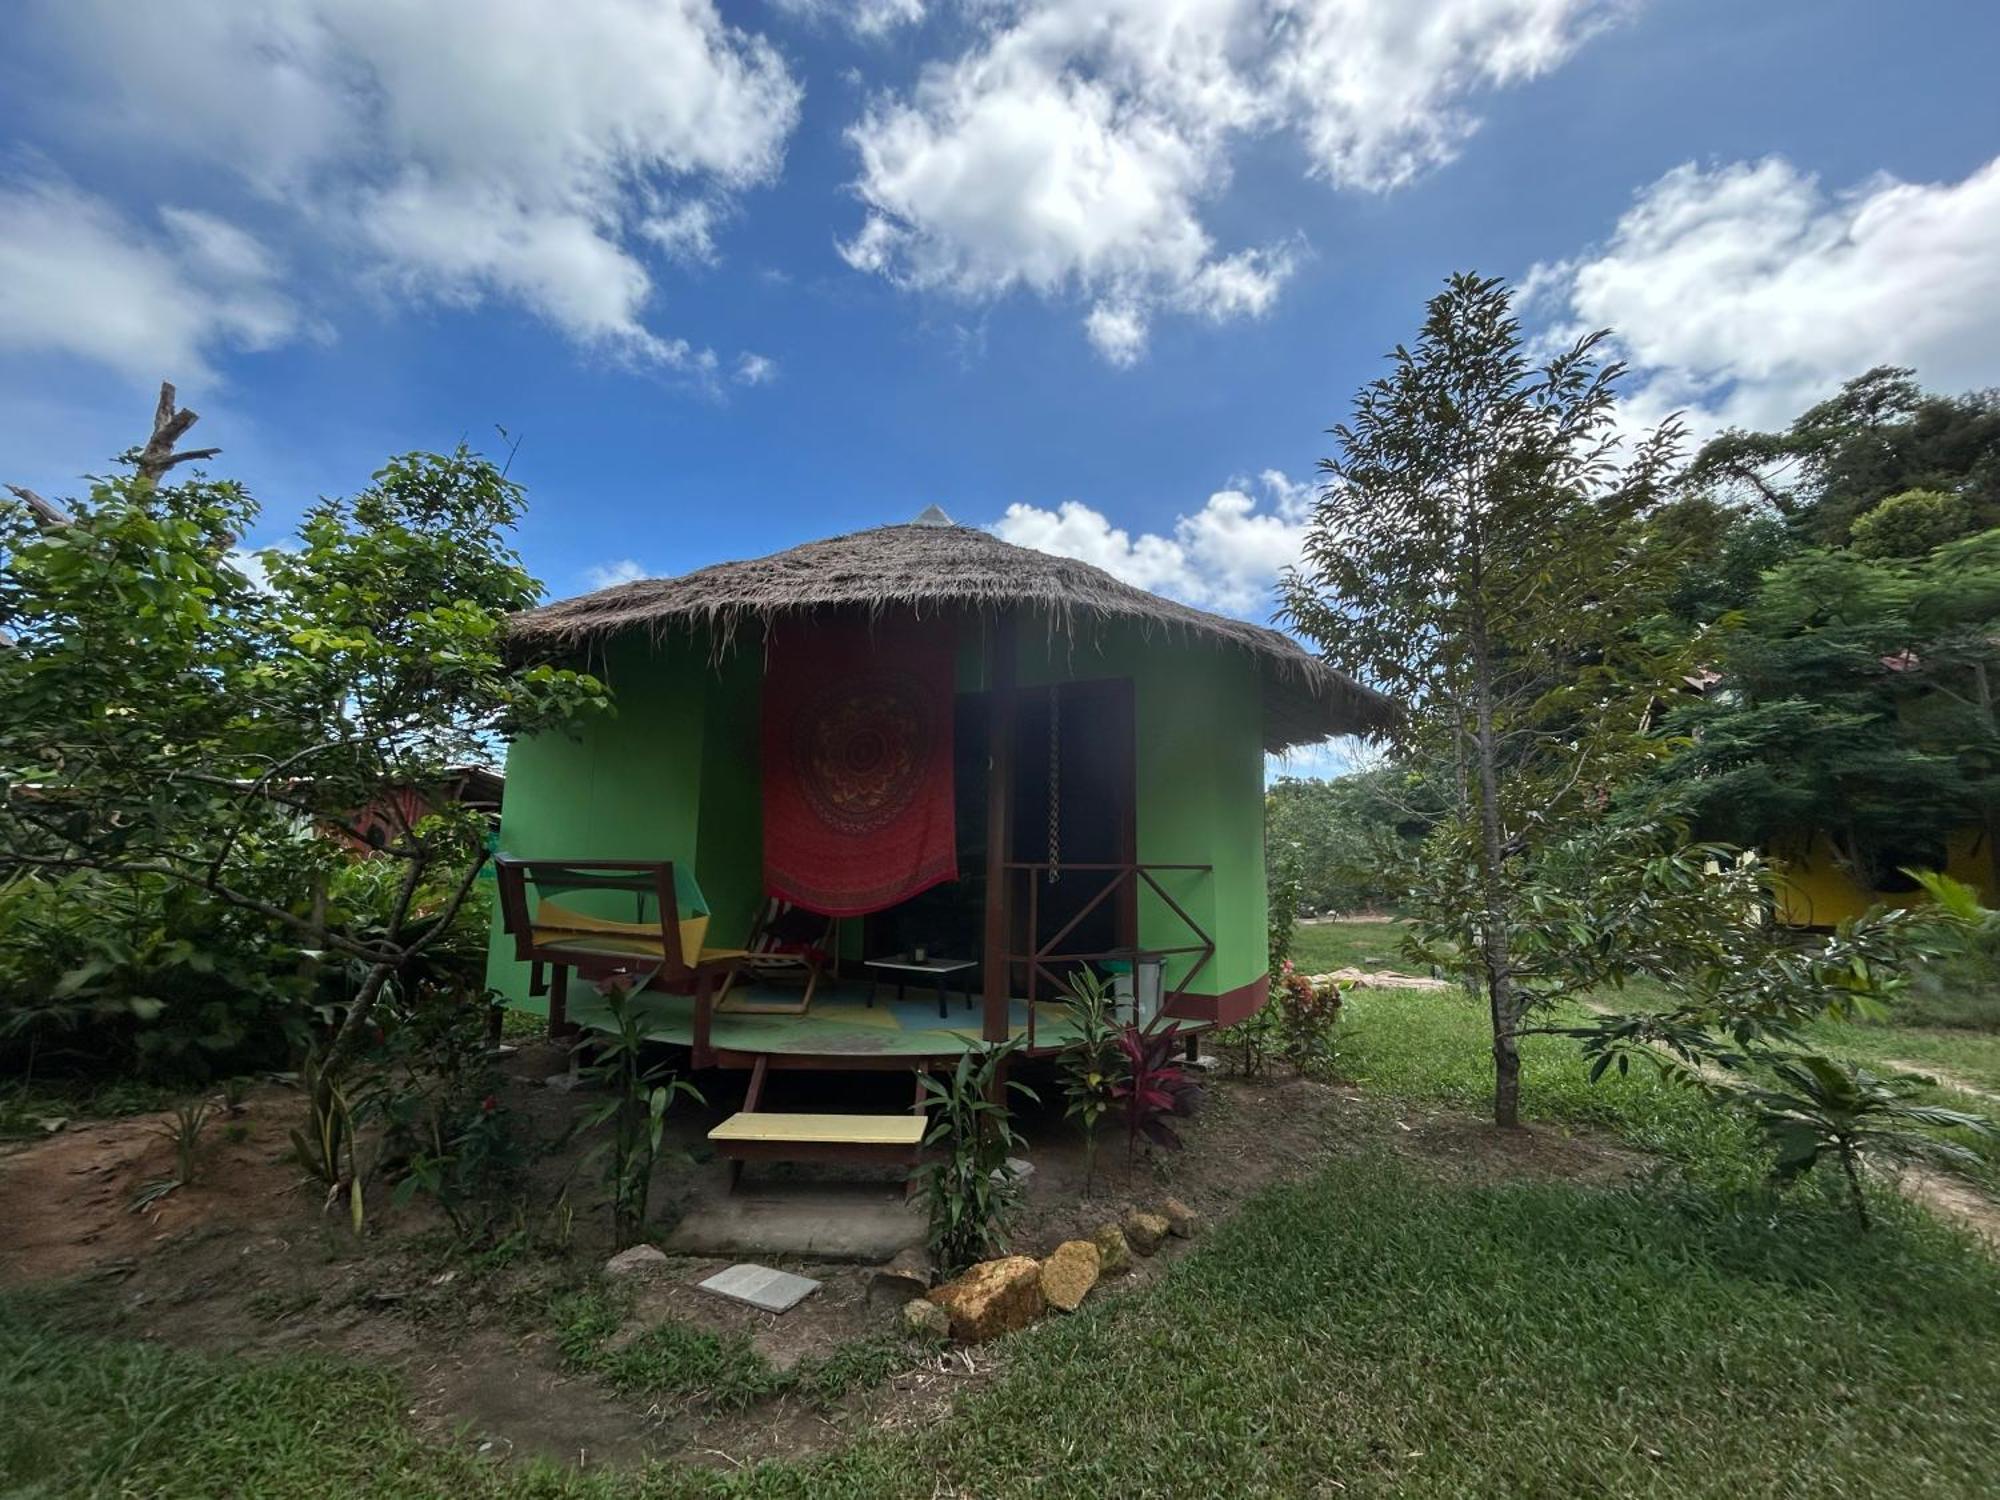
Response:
[489, 612, 1270, 1006]
[695, 646, 763, 949]
[486, 632, 745, 1004]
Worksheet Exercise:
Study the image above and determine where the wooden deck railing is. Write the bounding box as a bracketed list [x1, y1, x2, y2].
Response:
[1002, 861, 1215, 1048]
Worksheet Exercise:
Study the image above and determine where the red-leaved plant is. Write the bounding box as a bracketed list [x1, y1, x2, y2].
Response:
[1112, 1022, 1204, 1163]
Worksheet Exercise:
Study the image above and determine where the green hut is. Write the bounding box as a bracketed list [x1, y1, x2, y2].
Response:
[490, 511, 1386, 1073]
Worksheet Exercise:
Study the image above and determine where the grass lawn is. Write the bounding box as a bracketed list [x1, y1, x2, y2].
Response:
[7, 981, 2000, 1496]
[1288, 917, 1411, 974]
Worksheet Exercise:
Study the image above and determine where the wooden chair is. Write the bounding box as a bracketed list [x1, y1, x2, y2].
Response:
[493, 857, 746, 1038]
[715, 897, 838, 1016]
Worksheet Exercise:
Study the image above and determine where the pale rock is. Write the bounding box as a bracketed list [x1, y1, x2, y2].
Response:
[1038, 1240, 1101, 1312]
[603, 1245, 669, 1277]
[870, 1246, 934, 1304]
[902, 1298, 951, 1338]
[926, 1255, 1045, 1341]
[1161, 1196, 1202, 1238]
[1091, 1223, 1133, 1276]
[1124, 1210, 1170, 1256]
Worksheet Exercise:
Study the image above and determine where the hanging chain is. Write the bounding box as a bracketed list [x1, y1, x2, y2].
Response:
[1046, 684, 1061, 884]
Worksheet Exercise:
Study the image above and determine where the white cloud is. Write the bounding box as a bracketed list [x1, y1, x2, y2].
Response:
[992, 468, 1317, 615]
[844, 0, 1612, 364]
[735, 351, 779, 385]
[0, 178, 299, 382]
[23, 0, 802, 370]
[585, 558, 650, 588]
[1267, 736, 1371, 783]
[1084, 302, 1150, 367]
[775, 0, 927, 35]
[641, 201, 723, 266]
[1527, 154, 2000, 435]
[1271, 0, 1617, 191]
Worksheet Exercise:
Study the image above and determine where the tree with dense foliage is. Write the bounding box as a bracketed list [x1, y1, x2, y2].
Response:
[1652, 506, 2000, 897]
[1266, 768, 1435, 923]
[1682, 366, 2000, 546]
[1282, 273, 1681, 1125]
[0, 391, 607, 1079]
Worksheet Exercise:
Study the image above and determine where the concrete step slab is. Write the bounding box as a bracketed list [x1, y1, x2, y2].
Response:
[662, 1183, 925, 1261]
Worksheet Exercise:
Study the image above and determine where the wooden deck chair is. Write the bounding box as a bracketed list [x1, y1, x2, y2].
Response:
[714, 897, 838, 1016]
[494, 857, 747, 1037]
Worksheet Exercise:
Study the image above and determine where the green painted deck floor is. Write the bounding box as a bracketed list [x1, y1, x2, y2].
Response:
[525, 979, 1088, 1058]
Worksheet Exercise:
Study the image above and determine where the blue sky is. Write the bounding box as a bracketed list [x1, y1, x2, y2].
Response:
[3, 1, 1998, 774]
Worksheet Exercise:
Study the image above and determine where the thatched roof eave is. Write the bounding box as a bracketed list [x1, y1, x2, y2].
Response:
[509, 523, 1392, 751]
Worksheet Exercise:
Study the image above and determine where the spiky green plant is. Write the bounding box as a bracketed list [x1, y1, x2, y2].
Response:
[1055, 968, 1122, 1189]
[918, 1038, 1036, 1274]
[1727, 1054, 1998, 1231]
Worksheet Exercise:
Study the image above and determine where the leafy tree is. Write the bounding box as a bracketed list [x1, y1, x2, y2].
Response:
[1655, 532, 2000, 895]
[1, 389, 607, 1078]
[1282, 273, 1681, 1125]
[1849, 488, 1974, 559]
[1683, 366, 2000, 545]
[1265, 767, 1438, 922]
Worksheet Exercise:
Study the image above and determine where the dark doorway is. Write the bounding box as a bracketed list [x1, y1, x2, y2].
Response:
[1010, 679, 1137, 983]
[859, 678, 1136, 997]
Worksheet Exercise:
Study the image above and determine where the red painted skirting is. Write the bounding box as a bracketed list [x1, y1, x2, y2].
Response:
[1165, 971, 1269, 1029]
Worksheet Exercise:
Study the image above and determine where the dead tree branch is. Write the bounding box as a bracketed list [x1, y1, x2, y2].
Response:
[136, 382, 220, 485]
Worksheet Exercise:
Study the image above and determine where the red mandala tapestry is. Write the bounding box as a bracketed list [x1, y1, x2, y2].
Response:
[761, 616, 958, 916]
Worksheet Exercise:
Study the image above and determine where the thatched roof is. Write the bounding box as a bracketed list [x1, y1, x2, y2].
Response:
[510, 521, 1392, 751]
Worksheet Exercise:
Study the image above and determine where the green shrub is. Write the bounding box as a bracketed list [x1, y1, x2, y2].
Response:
[1848, 487, 1974, 558]
[1899, 918, 2000, 1030]
[0, 871, 307, 1083]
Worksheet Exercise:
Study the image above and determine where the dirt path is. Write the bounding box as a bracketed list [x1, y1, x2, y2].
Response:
[1881, 1059, 2000, 1107]
[1307, 967, 1449, 992]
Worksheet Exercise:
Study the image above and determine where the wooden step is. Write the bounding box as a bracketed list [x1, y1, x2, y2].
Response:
[709, 1112, 926, 1147]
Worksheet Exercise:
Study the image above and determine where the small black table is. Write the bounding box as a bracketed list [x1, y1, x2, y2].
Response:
[863, 954, 979, 1019]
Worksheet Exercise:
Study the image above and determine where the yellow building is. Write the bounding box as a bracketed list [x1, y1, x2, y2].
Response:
[1772, 828, 1997, 927]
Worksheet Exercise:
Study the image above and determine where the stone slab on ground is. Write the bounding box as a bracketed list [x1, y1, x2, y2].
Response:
[662, 1185, 925, 1261]
[697, 1263, 822, 1315]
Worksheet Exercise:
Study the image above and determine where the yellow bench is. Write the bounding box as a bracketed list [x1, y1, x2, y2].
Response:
[709, 1112, 927, 1147]
[709, 1109, 929, 1185]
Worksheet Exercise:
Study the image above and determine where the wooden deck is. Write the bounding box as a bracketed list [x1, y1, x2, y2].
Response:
[522, 978, 1091, 1064]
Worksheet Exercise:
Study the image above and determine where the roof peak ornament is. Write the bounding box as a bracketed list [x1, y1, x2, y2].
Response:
[910, 504, 956, 527]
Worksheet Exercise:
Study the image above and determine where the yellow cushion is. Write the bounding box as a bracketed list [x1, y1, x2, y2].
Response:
[533, 899, 708, 964]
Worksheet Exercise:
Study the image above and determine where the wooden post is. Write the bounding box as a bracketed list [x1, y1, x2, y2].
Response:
[982, 612, 1017, 1043]
[548, 963, 574, 1040]
[692, 966, 717, 1069]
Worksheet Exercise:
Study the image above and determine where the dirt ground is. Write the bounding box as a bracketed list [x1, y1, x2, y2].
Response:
[0, 1041, 1651, 1472]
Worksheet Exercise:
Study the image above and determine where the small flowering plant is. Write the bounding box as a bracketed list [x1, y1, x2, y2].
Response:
[1274, 960, 1344, 1078]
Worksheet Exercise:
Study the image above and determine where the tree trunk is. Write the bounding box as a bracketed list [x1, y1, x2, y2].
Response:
[1840, 1146, 1872, 1232]
[325, 958, 398, 1071]
[1468, 623, 1523, 1128]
